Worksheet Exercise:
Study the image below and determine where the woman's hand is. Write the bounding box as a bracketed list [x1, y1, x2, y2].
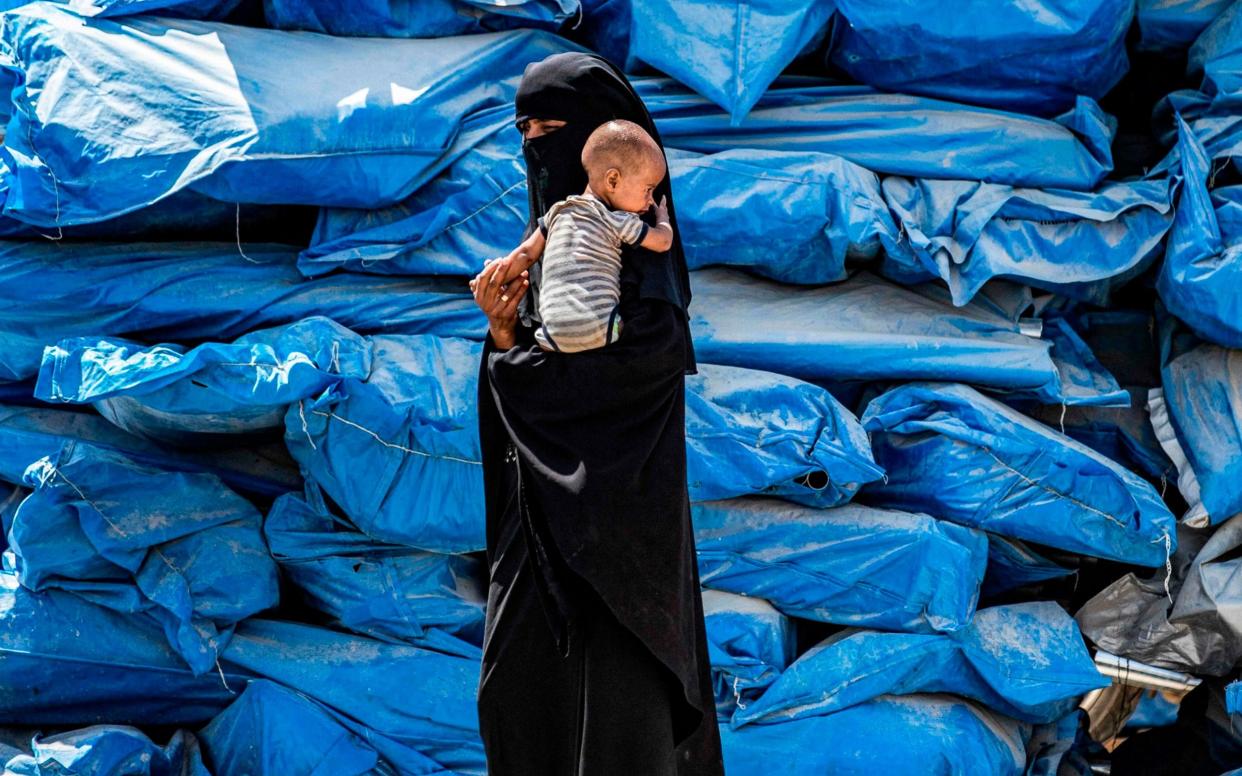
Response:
[471, 257, 529, 350]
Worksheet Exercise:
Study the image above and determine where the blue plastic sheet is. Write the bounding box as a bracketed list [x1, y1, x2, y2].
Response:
[264, 492, 484, 658]
[0, 405, 301, 497]
[719, 694, 1029, 776]
[264, 0, 578, 36]
[34, 318, 373, 445]
[702, 589, 795, 723]
[641, 78, 1115, 190]
[692, 498, 987, 634]
[880, 176, 1174, 307]
[826, 0, 1131, 115]
[67, 0, 242, 18]
[0, 241, 480, 383]
[199, 680, 386, 776]
[688, 268, 1125, 406]
[983, 535, 1074, 599]
[9, 442, 279, 674]
[1138, 0, 1231, 54]
[629, 0, 832, 124]
[732, 602, 1106, 727]
[1127, 692, 1181, 728]
[288, 334, 884, 552]
[0, 4, 574, 226]
[1025, 711, 1094, 776]
[0, 727, 209, 776]
[861, 382, 1178, 567]
[0, 571, 252, 725]
[222, 619, 484, 776]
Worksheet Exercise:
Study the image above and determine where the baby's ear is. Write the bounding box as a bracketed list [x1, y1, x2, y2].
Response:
[606, 167, 622, 188]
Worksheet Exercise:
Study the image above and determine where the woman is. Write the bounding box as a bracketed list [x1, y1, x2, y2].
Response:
[472, 53, 724, 775]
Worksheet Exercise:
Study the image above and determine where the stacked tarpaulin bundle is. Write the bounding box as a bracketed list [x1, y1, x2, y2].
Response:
[2, 0, 1240, 774]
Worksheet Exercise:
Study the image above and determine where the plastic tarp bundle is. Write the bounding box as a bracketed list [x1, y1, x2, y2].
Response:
[33, 318, 372, 446]
[628, 0, 833, 124]
[1077, 515, 1242, 676]
[879, 176, 1174, 307]
[1138, 0, 1231, 54]
[0, 4, 574, 227]
[198, 680, 387, 776]
[687, 268, 1125, 406]
[264, 492, 485, 658]
[982, 535, 1074, 600]
[732, 602, 1106, 728]
[641, 78, 1115, 190]
[264, 0, 579, 37]
[0, 405, 301, 498]
[8, 442, 279, 674]
[0, 241, 480, 383]
[825, 0, 1131, 115]
[289, 334, 885, 552]
[1153, 341, 1242, 527]
[66, 0, 241, 18]
[702, 589, 795, 723]
[0, 571, 252, 725]
[719, 694, 1029, 776]
[691, 498, 987, 634]
[0, 726, 209, 776]
[861, 382, 1178, 567]
[222, 618, 485, 775]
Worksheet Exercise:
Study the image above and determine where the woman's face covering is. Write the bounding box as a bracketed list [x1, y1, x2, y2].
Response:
[519, 118, 566, 138]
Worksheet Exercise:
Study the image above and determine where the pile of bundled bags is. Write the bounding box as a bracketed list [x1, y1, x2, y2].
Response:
[1, 0, 1242, 773]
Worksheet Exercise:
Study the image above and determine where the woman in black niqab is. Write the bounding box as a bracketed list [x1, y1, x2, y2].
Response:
[473, 52, 723, 775]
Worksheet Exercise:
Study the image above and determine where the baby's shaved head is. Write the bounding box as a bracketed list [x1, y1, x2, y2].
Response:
[581, 120, 665, 180]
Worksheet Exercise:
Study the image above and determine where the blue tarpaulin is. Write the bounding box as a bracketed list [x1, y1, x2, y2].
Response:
[264, 0, 579, 37]
[264, 492, 485, 658]
[0, 241, 480, 383]
[67, 0, 241, 18]
[0, 4, 574, 226]
[880, 176, 1174, 307]
[688, 268, 1125, 406]
[732, 602, 1106, 727]
[692, 498, 987, 634]
[9, 442, 279, 674]
[0, 727, 209, 776]
[640, 78, 1115, 190]
[861, 382, 1178, 567]
[1138, 0, 1231, 54]
[719, 694, 1029, 776]
[34, 318, 373, 446]
[983, 535, 1074, 599]
[702, 589, 795, 723]
[288, 334, 884, 552]
[825, 0, 1131, 115]
[0, 405, 301, 497]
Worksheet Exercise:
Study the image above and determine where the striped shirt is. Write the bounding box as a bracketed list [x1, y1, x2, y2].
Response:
[535, 193, 649, 353]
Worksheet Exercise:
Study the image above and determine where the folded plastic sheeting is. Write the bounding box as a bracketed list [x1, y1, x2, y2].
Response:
[1157, 118, 1242, 349]
[223, 619, 485, 775]
[0, 4, 572, 226]
[642, 78, 1115, 190]
[1155, 342, 1242, 527]
[733, 602, 1105, 728]
[0, 405, 300, 498]
[265, 0, 578, 36]
[702, 589, 795, 723]
[198, 680, 386, 776]
[1077, 515, 1242, 677]
[33, 318, 373, 445]
[0, 241, 480, 383]
[880, 176, 1174, 307]
[67, 0, 242, 18]
[692, 498, 987, 634]
[688, 269, 1125, 406]
[288, 335, 884, 552]
[9, 443, 279, 675]
[1138, 0, 1231, 54]
[0, 727, 209, 776]
[982, 535, 1074, 600]
[0, 572, 252, 725]
[861, 383, 1177, 567]
[629, 0, 832, 124]
[264, 492, 485, 658]
[826, 0, 1131, 115]
[719, 694, 1030, 776]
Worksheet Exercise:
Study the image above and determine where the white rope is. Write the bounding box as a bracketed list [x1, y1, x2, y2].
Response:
[311, 409, 481, 466]
[235, 203, 258, 263]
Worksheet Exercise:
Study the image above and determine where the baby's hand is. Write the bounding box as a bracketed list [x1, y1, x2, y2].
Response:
[654, 196, 669, 223]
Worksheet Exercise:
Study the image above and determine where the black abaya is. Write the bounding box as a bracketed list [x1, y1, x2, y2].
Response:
[475, 53, 723, 775]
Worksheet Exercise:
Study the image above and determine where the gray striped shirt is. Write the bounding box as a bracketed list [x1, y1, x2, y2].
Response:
[535, 193, 648, 352]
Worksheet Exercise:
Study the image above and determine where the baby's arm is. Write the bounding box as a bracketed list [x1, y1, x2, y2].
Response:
[470, 227, 545, 293]
[638, 196, 673, 253]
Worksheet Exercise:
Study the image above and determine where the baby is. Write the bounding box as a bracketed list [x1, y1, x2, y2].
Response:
[509, 119, 673, 352]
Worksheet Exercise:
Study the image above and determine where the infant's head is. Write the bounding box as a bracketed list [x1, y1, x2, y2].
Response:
[581, 120, 666, 214]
